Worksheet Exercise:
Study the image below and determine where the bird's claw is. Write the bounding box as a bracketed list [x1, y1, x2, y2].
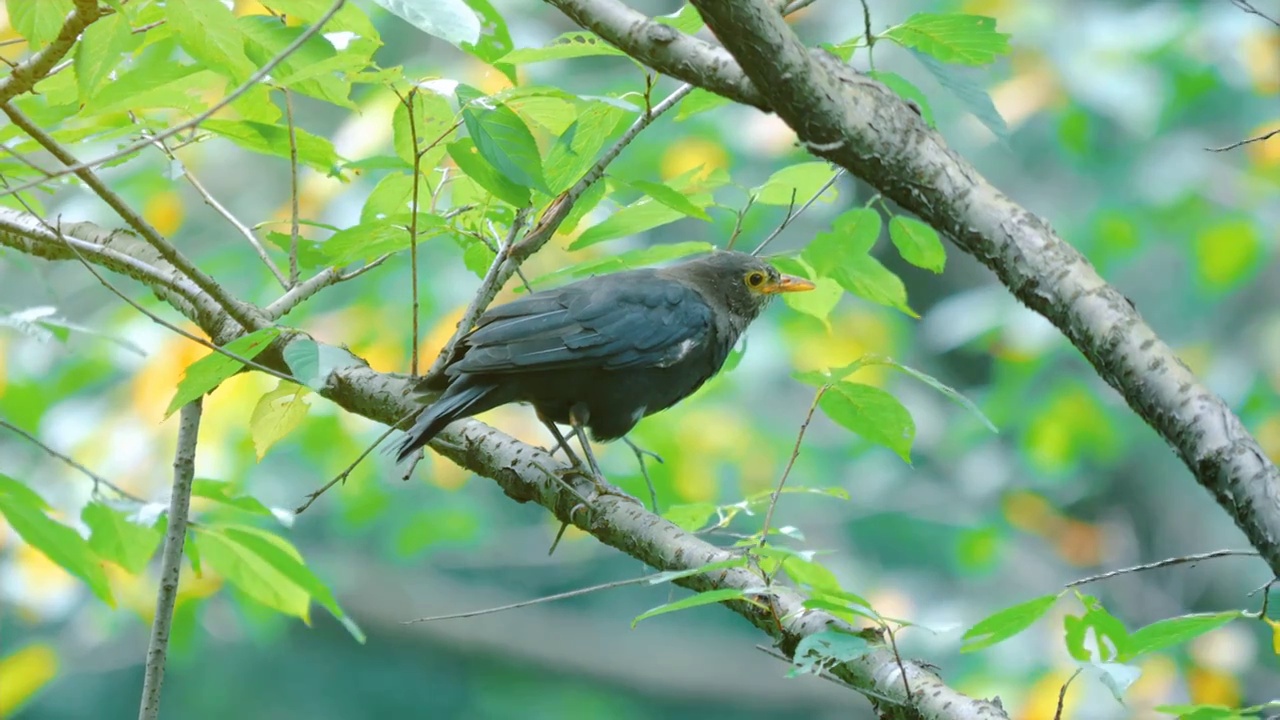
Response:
[554, 464, 640, 506]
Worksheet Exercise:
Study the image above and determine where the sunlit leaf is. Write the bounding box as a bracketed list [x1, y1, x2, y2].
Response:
[0, 475, 113, 605]
[164, 0, 256, 83]
[499, 32, 628, 64]
[632, 588, 753, 627]
[82, 502, 163, 574]
[1124, 612, 1243, 660]
[628, 179, 713, 221]
[165, 327, 281, 418]
[819, 381, 915, 462]
[201, 119, 341, 172]
[753, 162, 840, 206]
[249, 381, 313, 460]
[961, 593, 1058, 652]
[888, 216, 946, 272]
[75, 13, 136, 102]
[883, 13, 1011, 66]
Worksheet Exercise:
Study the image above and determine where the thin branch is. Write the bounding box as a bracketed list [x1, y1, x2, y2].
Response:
[284, 90, 301, 287]
[724, 194, 757, 251]
[0, 0, 348, 201]
[1206, 127, 1280, 152]
[0, 0, 102, 104]
[1231, 0, 1280, 26]
[138, 398, 202, 720]
[295, 413, 415, 514]
[759, 384, 829, 546]
[1064, 549, 1260, 588]
[1, 102, 260, 332]
[752, 169, 843, 256]
[1052, 669, 1082, 720]
[403, 575, 653, 624]
[0, 418, 145, 503]
[405, 89, 424, 376]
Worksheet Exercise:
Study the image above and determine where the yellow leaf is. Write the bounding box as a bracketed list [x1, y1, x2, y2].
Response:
[249, 381, 312, 460]
[0, 644, 58, 715]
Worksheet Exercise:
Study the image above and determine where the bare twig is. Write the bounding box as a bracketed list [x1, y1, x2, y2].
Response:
[284, 90, 301, 287]
[295, 413, 416, 514]
[859, 0, 877, 66]
[404, 90, 424, 376]
[1052, 668, 1083, 720]
[138, 398, 202, 720]
[752, 169, 844, 256]
[1231, 0, 1280, 26]
[884, 624, 912, 704]
[0, 0, 101, 104]
[0, 0, 348, 201]
[403, 575, 653, 623]
[1065, 549, 1260, 587]
[621, 436, 663, 512]
[1, 102, 260, 331]
[0, 418, 145, 503]
[724, 194, 757, 251]
[759, 384, 829, 546]
[1207, 128, 1280, 152]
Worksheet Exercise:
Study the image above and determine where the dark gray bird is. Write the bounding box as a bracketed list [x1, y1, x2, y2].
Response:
[394, 251, 815, 476]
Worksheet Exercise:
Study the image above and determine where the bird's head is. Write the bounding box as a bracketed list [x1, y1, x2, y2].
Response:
[670, 251, 816, 329]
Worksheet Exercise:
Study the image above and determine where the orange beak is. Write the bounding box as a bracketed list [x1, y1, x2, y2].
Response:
[760, 273, 816, 294]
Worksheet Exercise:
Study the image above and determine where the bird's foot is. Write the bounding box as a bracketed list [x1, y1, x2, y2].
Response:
[555, 465, 641, 506]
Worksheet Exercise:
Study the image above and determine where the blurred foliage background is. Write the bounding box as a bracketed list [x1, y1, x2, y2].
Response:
[1, 0, 1279, 718]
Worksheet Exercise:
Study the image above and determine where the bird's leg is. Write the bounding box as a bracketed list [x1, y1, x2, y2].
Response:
[568, 404, 605, 483]
[538, 415, 586, 469]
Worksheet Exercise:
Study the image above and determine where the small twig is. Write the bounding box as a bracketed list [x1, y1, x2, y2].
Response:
[1, 102, 260, 331]
[1052, 668, 1083, 720]
[295, 412, 416, 514]
[1231, 0, 1280, 26]
[724, 194, 757, 250]
[885, 624, 912, 704]
[0, 0, 348, 201]
[146, 132, 289, 289]
[423, 208, 531, 383]
[759, 384, 829, 546]
[1065, 549, 1260, 587]
[48, 223, 296, 384]
[621, 436, 663, 512]
[1206, 127, 1280, 153]
[138, 398, 202, 720]
[0, 418, 145, 503]
[403, 575, 654, 624]
[404, 89, 424, 376]
[284, 90, 301, 287]
[752, 168, 844, 256]
[860, 0, 877, 65]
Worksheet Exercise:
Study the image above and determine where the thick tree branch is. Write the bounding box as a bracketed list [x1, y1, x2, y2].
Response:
[138, 399, 202, 720]
[2, 207, 1000, 719]
[668, 0, 1280, 578]
[0, 0, 102, 104]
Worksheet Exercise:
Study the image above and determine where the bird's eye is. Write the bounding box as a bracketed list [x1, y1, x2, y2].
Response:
[746, 271, 766, 288]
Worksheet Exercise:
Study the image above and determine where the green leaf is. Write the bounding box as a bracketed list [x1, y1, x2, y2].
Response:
[281, 338, 365, 392]
[632, 588, 752, 627]
[460, 0, 516, 82]
[961, 593, 1058, 652]
[781, 556, 842, 593]
[1063, 593, 1130, 662]
[499, 32, 628, 64]
[567, 170, 725, 249]
[165, 327, 281, 418]
[628, 179, 713, 221]
[323, 215, 447, 266]
[645, 558, 750, 585]
[191, 479, 277, 519]
[82, 502, 163, 574]
[1155, 704, 1254, 720]
[249, 381, 312, 460]
[878, 359, 997, 433]
[239, 17, 354, 107]
[82, 58, 208, 116]
[201, 119, 341, 172]
[7, 0, 74, 46]
[392, 89, 457, 172]
[528, 242, 715, 290]
[676, 88, 731, 121]
[1123, 612, 1242, 660]
[819, 382, 915, 462]
[447, 138, 530, 206]
[0, 475, 113, 605]
[888, 216, 946, 272]
[1194, 219, 1261, 290]
[753, 162, 840, 206]
[165, 0, 256, 83]
[544, 102, 624, 193]
[790, 629, 871, 676]
[75, 13, 136, 102]
[194, 525, 310, 621]
[802, 208, 882, 274]
[883, 13, 1011, 65]
[909, 50, 1009, 143]
[662, 502, 717, 532]
[219, 525, 365, 642]
[771, 258, 842, 325]
[461, 102, 547, 192]
[371, 0, 480, 47]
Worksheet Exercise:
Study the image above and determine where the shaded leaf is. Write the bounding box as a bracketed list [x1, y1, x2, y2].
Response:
[461, 102, 546, 192]
[447, 138, 531, 206]
[790, 630, 871, 676]
[909, 50, 1009, 143]
[370, 0, 479, 47]
[282, 338, 365, 392]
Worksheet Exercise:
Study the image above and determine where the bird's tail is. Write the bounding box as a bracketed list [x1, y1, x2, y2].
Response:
[394, 383, 493, 463]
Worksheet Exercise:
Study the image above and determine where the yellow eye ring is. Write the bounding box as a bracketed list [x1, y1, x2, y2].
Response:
[746, 271, 766, 287]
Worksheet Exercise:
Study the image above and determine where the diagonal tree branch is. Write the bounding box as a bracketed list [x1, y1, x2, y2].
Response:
[543, 0, 1280, 578]
[4, 212, 1002, 719]
[0, 0, 102, 104]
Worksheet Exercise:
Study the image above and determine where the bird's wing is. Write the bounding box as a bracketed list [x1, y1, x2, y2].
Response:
[451, 275, 714, 374]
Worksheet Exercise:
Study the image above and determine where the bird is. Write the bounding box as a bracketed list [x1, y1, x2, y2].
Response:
[393, 250, 815, 483]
